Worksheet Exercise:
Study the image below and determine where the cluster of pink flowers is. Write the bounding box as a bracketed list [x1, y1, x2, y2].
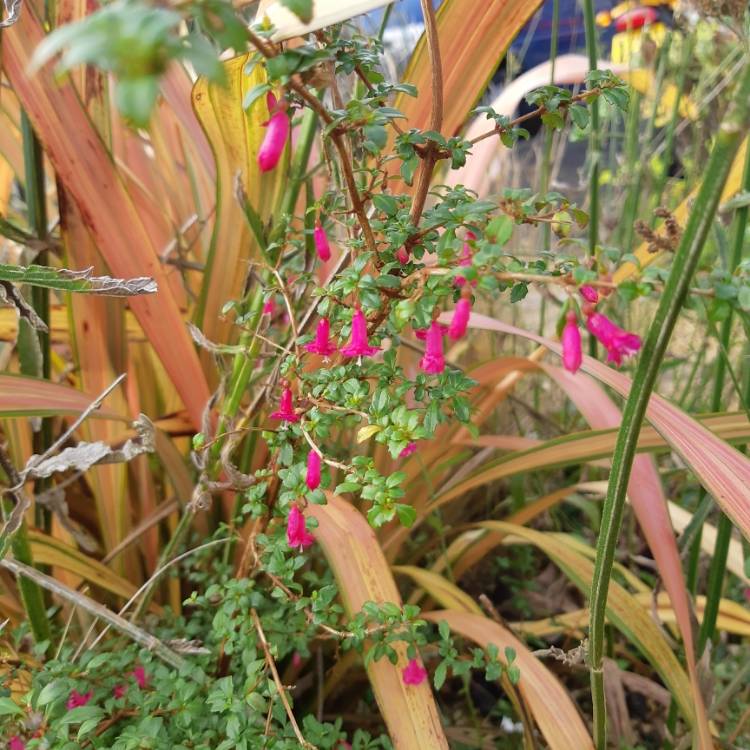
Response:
[560, 285, 642, 374]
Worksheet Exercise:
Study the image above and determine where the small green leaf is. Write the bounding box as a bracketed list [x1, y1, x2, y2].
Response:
[510, 283, 528, 303]
[569, 105, 589, 130]
[0, 697, 22, 716]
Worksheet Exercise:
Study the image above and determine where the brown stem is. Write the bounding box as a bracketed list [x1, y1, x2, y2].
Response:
[246, 30, 377, 255]
[469, 87, 604, 146]
[408, 0, 443, 229]
[251, 608, 318, 749]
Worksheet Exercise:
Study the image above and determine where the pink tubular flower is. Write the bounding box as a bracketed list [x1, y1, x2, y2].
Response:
[340, 308, 380, 358]
[66, 689, 93, 709]
[448, 297, 472, 340]
[314, 221, 331, 262]
[263, 298, 275, 316]
[561, 311, 582, 374]
[402, 658, 428, 686]
[420, 321, 445, 374]
[579, 285, 599, 304]
[586, 312, 642, 366]
[304, 318, 337, 358]
[113, 684, 127, 699]
[9, 737, 25, 750]
[306, 450, 321, 491]
[258, 94, 289, 172]
[396, 247, 410, 265]
[131, 666, 148, 689]
[287, 505, 315, 551]
[271, 386, 299, 423]
[399, 442, 418, 458]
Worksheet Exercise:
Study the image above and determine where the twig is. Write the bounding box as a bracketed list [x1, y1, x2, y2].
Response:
[420, 266, 715, 298]
[468, 86, 605, 146]
[82, 538, 232, 656]
[1, 557, 188, 672]
[300, 428, 349, 471]
[251, 608, 317, 750]
[408, 0, 443, 228]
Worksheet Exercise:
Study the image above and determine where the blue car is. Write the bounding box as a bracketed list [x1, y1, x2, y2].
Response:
[365, 0, 618, 73]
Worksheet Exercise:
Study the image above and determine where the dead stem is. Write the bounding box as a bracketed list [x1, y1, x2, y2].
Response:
[251, 608, 318, 750]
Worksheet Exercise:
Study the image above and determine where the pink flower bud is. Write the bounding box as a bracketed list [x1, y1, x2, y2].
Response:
[419, 321, 445, 374]
[399, 442, 418, 458]
[402, 658, 428, 686]
[131, 665, 148, 689]
[304, 318, 337, 357]
[263, 298, 275, 316]
[291, 651, 304, 669]
[448, 297, 471, 340]
[314, 221, 331, 262]
[287, 505, 315, 551]
[341, 308, 380, 358]
[66, 689, 93, 709]
[9, 737, 25, 750]
[586, 312, 642, 366]
[258, 94, 289, 172]
[306, 450, 321, 491]
[270, 386, 300, 423]
[561, 310, 582, 374]
[113, 684, 127, 699]
[396, 247, 410, 265]
[579, 285, 599, 304]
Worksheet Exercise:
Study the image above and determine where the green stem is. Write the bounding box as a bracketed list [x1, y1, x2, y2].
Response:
[11, 112, 52, 644]
[21, 113, 53, 532]
[588, 61, 750, 749]
[696, 137, 750, 652]
[581, 0, 599, 256]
